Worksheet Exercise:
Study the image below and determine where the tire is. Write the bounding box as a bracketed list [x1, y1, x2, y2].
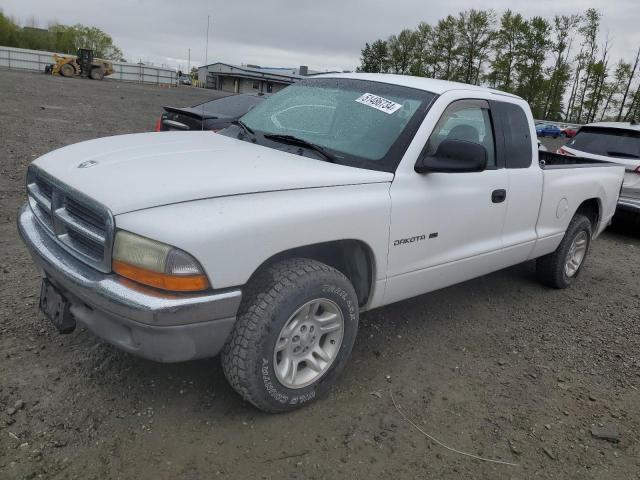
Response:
[90, 67, 105, 80]
[221, 258, 359, 413]
[59, 63, 75, 77]
[536, 214, 592, 289]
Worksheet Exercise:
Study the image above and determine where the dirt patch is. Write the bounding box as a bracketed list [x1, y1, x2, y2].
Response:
[1, 69, 639, 479]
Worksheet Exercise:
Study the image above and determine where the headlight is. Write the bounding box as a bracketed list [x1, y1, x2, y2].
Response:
[112, 231, 210, 292]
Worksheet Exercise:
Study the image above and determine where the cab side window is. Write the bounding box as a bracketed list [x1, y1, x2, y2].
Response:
[426, 99, 496, 168]
[497, 102, 533, 168]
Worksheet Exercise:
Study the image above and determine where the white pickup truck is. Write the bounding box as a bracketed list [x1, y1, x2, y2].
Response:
[18, 74, 624, 412]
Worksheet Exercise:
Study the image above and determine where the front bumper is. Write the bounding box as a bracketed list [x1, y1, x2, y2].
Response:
[17, 204, 242, 362]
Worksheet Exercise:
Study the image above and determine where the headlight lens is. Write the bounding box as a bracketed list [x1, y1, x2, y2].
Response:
[112, 231, 209, 292]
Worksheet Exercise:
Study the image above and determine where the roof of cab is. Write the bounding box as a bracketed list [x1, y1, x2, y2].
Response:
[314, 72, 522, 98]
[584, 121, 640, 132]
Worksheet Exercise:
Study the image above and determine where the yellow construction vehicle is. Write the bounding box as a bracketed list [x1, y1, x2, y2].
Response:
[49, 48, 114, 80]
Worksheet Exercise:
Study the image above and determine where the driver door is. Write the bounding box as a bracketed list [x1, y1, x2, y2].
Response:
[384, 99, 509, 305]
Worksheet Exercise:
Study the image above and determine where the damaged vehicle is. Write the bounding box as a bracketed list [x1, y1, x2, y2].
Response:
[18, 74, 624, 412]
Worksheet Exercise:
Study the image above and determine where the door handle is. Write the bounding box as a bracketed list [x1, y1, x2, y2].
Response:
[492, 189, 507, 203]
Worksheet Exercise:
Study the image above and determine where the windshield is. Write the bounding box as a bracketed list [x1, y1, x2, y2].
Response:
[234, 78, 435, 172]
[568, 127, 640, 159]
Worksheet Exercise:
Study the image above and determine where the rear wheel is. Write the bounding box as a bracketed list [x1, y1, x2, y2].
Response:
[59, 63, 75, 77]
[221, 258, 359, 412]
[90, 67, 105, 80]
[536, 214, 592, 289]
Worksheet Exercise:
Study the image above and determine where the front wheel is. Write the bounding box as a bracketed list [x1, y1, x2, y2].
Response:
[59, 63, 75, 77]
[536, 214, 592, 289]
[221, 258, 359, 412]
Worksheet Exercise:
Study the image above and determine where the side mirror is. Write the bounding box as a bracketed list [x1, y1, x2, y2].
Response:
[415, 139, 488, 174]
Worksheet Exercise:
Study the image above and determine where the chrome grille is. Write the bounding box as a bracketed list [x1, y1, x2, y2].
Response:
[27, 167, 114, 272]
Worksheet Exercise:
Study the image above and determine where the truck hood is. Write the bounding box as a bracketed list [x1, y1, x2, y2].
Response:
[32, 131, 393, 215]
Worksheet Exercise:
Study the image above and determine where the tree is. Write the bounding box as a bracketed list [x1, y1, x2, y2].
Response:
[566, 47, 587, 122]
[618, 46, 640, 121]
[356, 7, 640, 124]
[456, 9, 495, 85]
[387, 29, 418, 74]
[70, 25, 123, 60]
[514, 16, 552, 117]
[431, 15, 460, 80]
[575, 9, 601, 123]
[584, 36, 610, 123]
[0, 12, 123, 61]
[543, 14, 580, 120]
[412, 22, 433, 77]
[487, 10, 525, 92]
[599, 60, 632, 120]
[624, 85, 640, 121]
[49, 24, 80, 53]
[0, 11, 21, 47]
[358, 39, 389, 73]
[371, 40, 390, 73]
[359, 42, 375, 72]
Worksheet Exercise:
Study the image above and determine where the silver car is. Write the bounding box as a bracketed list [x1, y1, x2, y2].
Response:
[559, 122, 640, 214]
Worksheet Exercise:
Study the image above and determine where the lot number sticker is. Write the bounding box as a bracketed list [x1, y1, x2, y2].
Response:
[355, 93, 402, 114]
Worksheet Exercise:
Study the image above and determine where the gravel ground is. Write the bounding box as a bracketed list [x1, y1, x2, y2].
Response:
[1, 69, 639, 480]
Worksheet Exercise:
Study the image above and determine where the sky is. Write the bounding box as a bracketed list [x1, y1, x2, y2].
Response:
[3, 0, 640, 72]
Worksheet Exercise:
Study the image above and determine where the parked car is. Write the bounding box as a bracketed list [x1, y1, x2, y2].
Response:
[154, 93, 268, 132]
[561, 125, 578, 138]
[558, 121, 640, 215]
[178, 75, 192, 86]
[536, 123, 562, 138]
[18, 74, 624, 413]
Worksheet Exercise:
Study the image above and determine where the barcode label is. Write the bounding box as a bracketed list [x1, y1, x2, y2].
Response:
[355, 93, 402, 114]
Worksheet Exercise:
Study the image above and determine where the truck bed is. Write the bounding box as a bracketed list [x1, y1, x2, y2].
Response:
[538, 150, 620, 169]
[532, 152, 625, 257]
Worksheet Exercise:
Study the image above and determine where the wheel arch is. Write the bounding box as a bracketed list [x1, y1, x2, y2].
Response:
[574, 197, 602, 236]
[246, 239, 377, 308]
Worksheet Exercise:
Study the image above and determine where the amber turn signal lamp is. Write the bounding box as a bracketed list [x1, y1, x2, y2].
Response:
[113, 260, 209, 292]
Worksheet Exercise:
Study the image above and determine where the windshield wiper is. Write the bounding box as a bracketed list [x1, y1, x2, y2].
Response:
[231, 119, 255, 137]
[606, 150, 640, 159]
[263, 134, 338, 163]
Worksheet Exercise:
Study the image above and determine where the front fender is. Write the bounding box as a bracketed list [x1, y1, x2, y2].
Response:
[114, 183, 391, 296]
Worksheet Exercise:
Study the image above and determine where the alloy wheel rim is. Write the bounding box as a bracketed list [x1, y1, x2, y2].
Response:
[565, 231, 588, 277]
[273, 298, 344, 389]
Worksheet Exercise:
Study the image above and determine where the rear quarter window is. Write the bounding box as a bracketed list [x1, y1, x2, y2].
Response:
[567, 127, 640, 159]
[494, 102, 533, 168]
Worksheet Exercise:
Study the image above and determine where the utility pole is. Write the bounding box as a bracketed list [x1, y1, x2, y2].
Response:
[204, 15, 210, 89]
[205, 15, 210, 66]
[188, 48, 191, 74]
